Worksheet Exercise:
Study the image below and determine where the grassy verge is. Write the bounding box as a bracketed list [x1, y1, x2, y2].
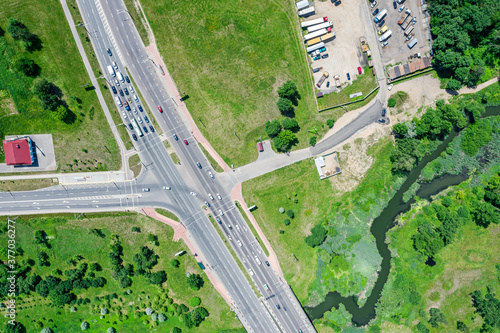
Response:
[155, 208, 180, 222]
[234, 202, 269, 258]
[198, 143, 224, 172]
[0, 178, 58, 192]
[122, 0, 149, 46]
[117, 124, 134, 150]
[0, 0, 121, 172]
[162, 140, 181, 164]
[317, 66, 377, 110]
[128, 154, 142, 178]
[0, 213, 242, 332]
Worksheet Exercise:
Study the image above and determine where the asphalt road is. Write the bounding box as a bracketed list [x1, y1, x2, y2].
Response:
[1, 0, 314, 332]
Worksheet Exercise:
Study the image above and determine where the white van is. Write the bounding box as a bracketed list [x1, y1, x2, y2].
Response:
[133, 94, 139, 102]
[112, 61, 118, 69]
[114, 96, 122, 107]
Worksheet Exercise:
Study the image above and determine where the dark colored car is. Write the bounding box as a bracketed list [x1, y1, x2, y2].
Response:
[144, 116, 149, 123]
[265, 261, 270, 266]
[132, 134, 137, 141]
[196, 162, 202, 169]
[128, 123, 133, 130]
[347, 73, 351, 80]
[124, 88, 129, 95]
[321, 54, 329, 59]
[125, 76, 130, 83]
[111, 86, 117, 94]
[378, 19, 385, 27]
[334, 0, 341, 5]
[382, 108, 386, 117]
[183, 139, 188, 145]
[372, 8, 379, 16]
[138, 105, 143, 112]
[119, 89, 124, 96]
[149, 126, 154, 133]
[216, 217, 222, 224]
[107, 48, 112, 56]
[326, 81, 330, 87]
[143, 126, 148, 133]
[378, 118, 386, 123]
[393, 1, 397, 9]
[173, 134, 178, 141]
[276, 304, 281, 310]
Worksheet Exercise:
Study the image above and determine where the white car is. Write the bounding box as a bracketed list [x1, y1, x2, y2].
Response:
[399, 4, 405, 12]
[370, 1, 377, 8]
[129, 86, 134, 93]
[208, 193, 214, 200]
[115, 79, 120, 86]
[237, 240, 242, 247]
[217, 193, 222, 200]
[219, 209, 224, 216]
[209, 171, 214, 179]
[163, 186, 171, 190]
[381, 41, 389, 47]
[132, 108, 137, 114]
[387, 84, 394, 91]
[138, 118, 143, 124]
[248, 269, 254, 276]
[122, 112, 127, 119]
[142, 188, 150, 192]
[412, 16, 417, 24]
[235, 224, 240, 231]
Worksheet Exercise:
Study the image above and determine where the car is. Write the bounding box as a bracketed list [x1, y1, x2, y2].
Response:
[406, 34, 413, 41]
[334, 0, 341, 6]
[122, 112, 127, 119]
[313, 55, 320, 61]
[196, 162, 202, 169]
[173, 134, 178, 141]
[111, 86, 117, 94]
[381, 41, 389, 47]
[237, 240, 242, 247]
[235, 224, 240, 231]
[387, 84, 393, 91]
[378, 19, 385, 27]
[127, 97, 132, 104]
[128, 123, 133, 130]
[276, 304, 281, 310]
[129, 86, 134, 93]
[107, 48, 112, 56]
[406, 8, 411, 14]
[144, 116, 149, 123]
[208, 193, 214, 200]
[119, 89, 124, 96]
[143, 126, 148, 133]
[132, 134, 137, 141]
[133, 108, 138, 115]
[149, 126, 154, 132]
[124, 88, 129, 95]
[115, 79, 120, 86]
[347, 73, 351, 80]
[163, 186, 171, 190]
[399, 4, 405, 12]
[157, 106, 163, 113]
[138, 105, 143, 112]
[370, 0, 377, 8]
[357, 66, 362, 74]
[265, 261, 270, 266]
[190, 191, 197, 196]
[209, 171, 214, 179]
[227, 224, 232, 230]
[382, 108, 386, 117]
[263, 284, 269, 290]
[184, 139, 189, 145]
[372, 8, 379, 16]
[218, 209, 224, 216]
[216, 217, 222, 224]
[326, 81, 330, 88]
[142, 188, 150, 192]
[378, 118, 386, 123]
[205, 201, 210, 207]
[217, 193, 222, 200]
[321, 54, 329, 59]
[412, 16, 417, 24]
[125, 76, 130, 83]
[393, 1, 397, 8]
[319, 47, 326, 52]
[248, 269, 254, 276]
[138, 118, 143, 124]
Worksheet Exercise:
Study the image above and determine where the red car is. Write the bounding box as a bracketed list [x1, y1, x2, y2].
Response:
[357, 66, 362, 74]
[157, 106, 163, 113]
[183, 139, 189, 145]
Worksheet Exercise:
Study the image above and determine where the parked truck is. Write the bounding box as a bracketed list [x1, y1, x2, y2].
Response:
[378, 30, 392, 42]
[316, 71, 329, 88]
[306, 42, 325, 53]
[107, 65, 116, 77]
[307, 21, 333, 33]
[301, 16, 328, 29]
[407, 38, 418, 49]
[304, 28, 327, 41]
[398, 11, 410, 25]
[117, 72, 125, 82]
[374, 9, 387, 23]
[334, 75, 341, 87]
[402, 19, 412, 31]
[298, 7, 315, 17]
[404, 25, 414, 36]
[307, 37, 322, 47]
[296, 0, 309, 10]
[122, 100, 131, 111]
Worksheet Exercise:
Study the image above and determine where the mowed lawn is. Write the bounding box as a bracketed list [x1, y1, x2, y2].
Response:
[0, 0, 120, 172]
[137, 0, 331, 166]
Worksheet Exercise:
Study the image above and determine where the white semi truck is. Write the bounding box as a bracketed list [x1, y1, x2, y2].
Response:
[301, 16, 328, 29]
[378, 30, 392, 42]
[107, 65, 115, 77]
[307, 21, 333, 33]
[374, 9, 387, 23]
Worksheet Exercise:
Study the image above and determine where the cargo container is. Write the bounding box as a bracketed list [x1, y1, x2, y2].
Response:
[316, 71, 329, 88]
[306, 42, 325, 53]
[304, 28, 327, 41]
[404, 25, 414, 36]
[117, 72, 124, 82]
[107, 65, 115, 77]
[398, 11, 410, 25]
[296, 0, 309, 10]
[378, 30, 392, 42]
[300, 16, 328, 29]
[402, 20, 412, 31]
[374, 9, 387, 23]
[298, 7, 315, 17]
[307, 37, 322, 47]
[307, 21, 333, 33]
[321, 31, 335, 41]
[408, 38, 418, 49]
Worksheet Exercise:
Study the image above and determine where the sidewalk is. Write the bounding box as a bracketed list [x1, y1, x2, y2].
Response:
[231, 184, 285, 281]
[0, 171, 127, 184]
[144, 44, 231, 172]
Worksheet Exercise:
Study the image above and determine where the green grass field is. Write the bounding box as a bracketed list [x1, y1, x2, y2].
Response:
[0, 214, 242, 332]
[0, 0, 121, 172]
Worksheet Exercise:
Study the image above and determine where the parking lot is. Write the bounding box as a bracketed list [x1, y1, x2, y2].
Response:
[369, 0, 430, 64]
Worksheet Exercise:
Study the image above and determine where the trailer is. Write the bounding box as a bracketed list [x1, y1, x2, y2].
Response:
[304, 28, 327, 41]
[298, 7, 315, 17]
[398, 11, 410, 25]
[306, 42, 325, 53]
[316, 71, 329, 88]
[117, 72, 125, 82]
[107, 65, 115, 77]
[321, 32, 335, 41]
[296, 0, 309, 11]
[307, 21, 333, 33]
[404, 25, 414, 36]
[374, 9, 387, 23]
[301, 16, 328, 29]
[131, 118, 143, 137]
[402, 20, 412, 31]
[378, 30, 392, 42]
[407, 38, 418, 49]
[307, 37, 322, 47]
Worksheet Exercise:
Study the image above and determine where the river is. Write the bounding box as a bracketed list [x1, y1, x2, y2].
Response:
[305, 105, 500, 325]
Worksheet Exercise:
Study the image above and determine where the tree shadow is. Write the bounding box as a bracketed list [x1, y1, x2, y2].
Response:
[445, 89, 459, 96]
[280, 108, 295, 118]
[27, 34, 43, 52]
[26, 62, 41, 78]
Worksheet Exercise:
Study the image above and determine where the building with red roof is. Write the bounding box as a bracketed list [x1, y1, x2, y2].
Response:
[3, 137, 36, 166]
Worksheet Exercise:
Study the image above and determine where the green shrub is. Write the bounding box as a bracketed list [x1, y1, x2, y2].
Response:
[286, 210, 294, 219]
[327, 118, 335, 128]
[388, 98, 397, 107]
[309, 136, 317, 146]
[284, 219, 290, 226]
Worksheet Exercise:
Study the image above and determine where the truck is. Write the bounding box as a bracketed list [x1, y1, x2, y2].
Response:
[407, 38, 418, 49]
[378, 25, 388, 35]
[374, 8, 387, 23]
[398, 11, 410, 25]
[296, 0, 309, 11]
[306, 42, 325, 53]
[304, 28, 327, 41]
[298, 6, 315, 17]
[404, 25, 414, 36]
[107, 65, 115, 77]
[378, 30, 392, 42]
[307, 21, 333, 33]
[117, 72, 125, 82]
[334, 75, 341, 87]
[122, 100, 131, 111]
[301, 16, 327, 29]
[316, 71, 329, 88]
[321, 31, 335, 41]
[402, 19, 412, 31]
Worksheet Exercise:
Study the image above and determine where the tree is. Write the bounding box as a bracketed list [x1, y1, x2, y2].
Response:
[277, 97, 294, 115]
[6, 18, 34, 49]
[393, 123, 408, 137]
[428, 308, 447, 328]
[281, 118, 299, 132]
[147, 233, 158, 245]
[326, 119, 335, 128]
[13, 58, 39, 77]
[412, 222, 444, 257]
[446, 79, 462, 91]
[190, 309, 203, 327]
[37, 251, 50, 267]
[284, 219, 291, 226]
[133, 246, 158, 274]
[472, 202, 500, 228]
[41, 328, 53, 333]
[456, 321, 469, 332]
[265, 119, 281, 138]
[187, 274, 204, 291]
[388, 98, 397, 107]
[106, 328, 116, 333]
[4, 322, 26, 333]
[119, 276, 132, 288]
[416, 322, 429, 333]
[286, 210, 294, 219]
[465, 100, 485, 123]
[32, 79, 62, 111]
[158, 313, 167, 322]
[149, 270, 167, 285]
[460, 121, 492, 156]
[471, 289, 500, 331]
[146, 307, 154, 315]
[131, 226, 141, 232]
[53, 105, 69, 122]
[305, 224, 328, 248]
[189, 297, 201, 307]
[151, 313, 159, 321]
[170, 259, 180, 268]
[81, 321, 90, 330]
[273, 130, 296, 152]
[277, 81, 299, 101]
[172, 327, 182, 333]
[309, 136, 317, 146]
